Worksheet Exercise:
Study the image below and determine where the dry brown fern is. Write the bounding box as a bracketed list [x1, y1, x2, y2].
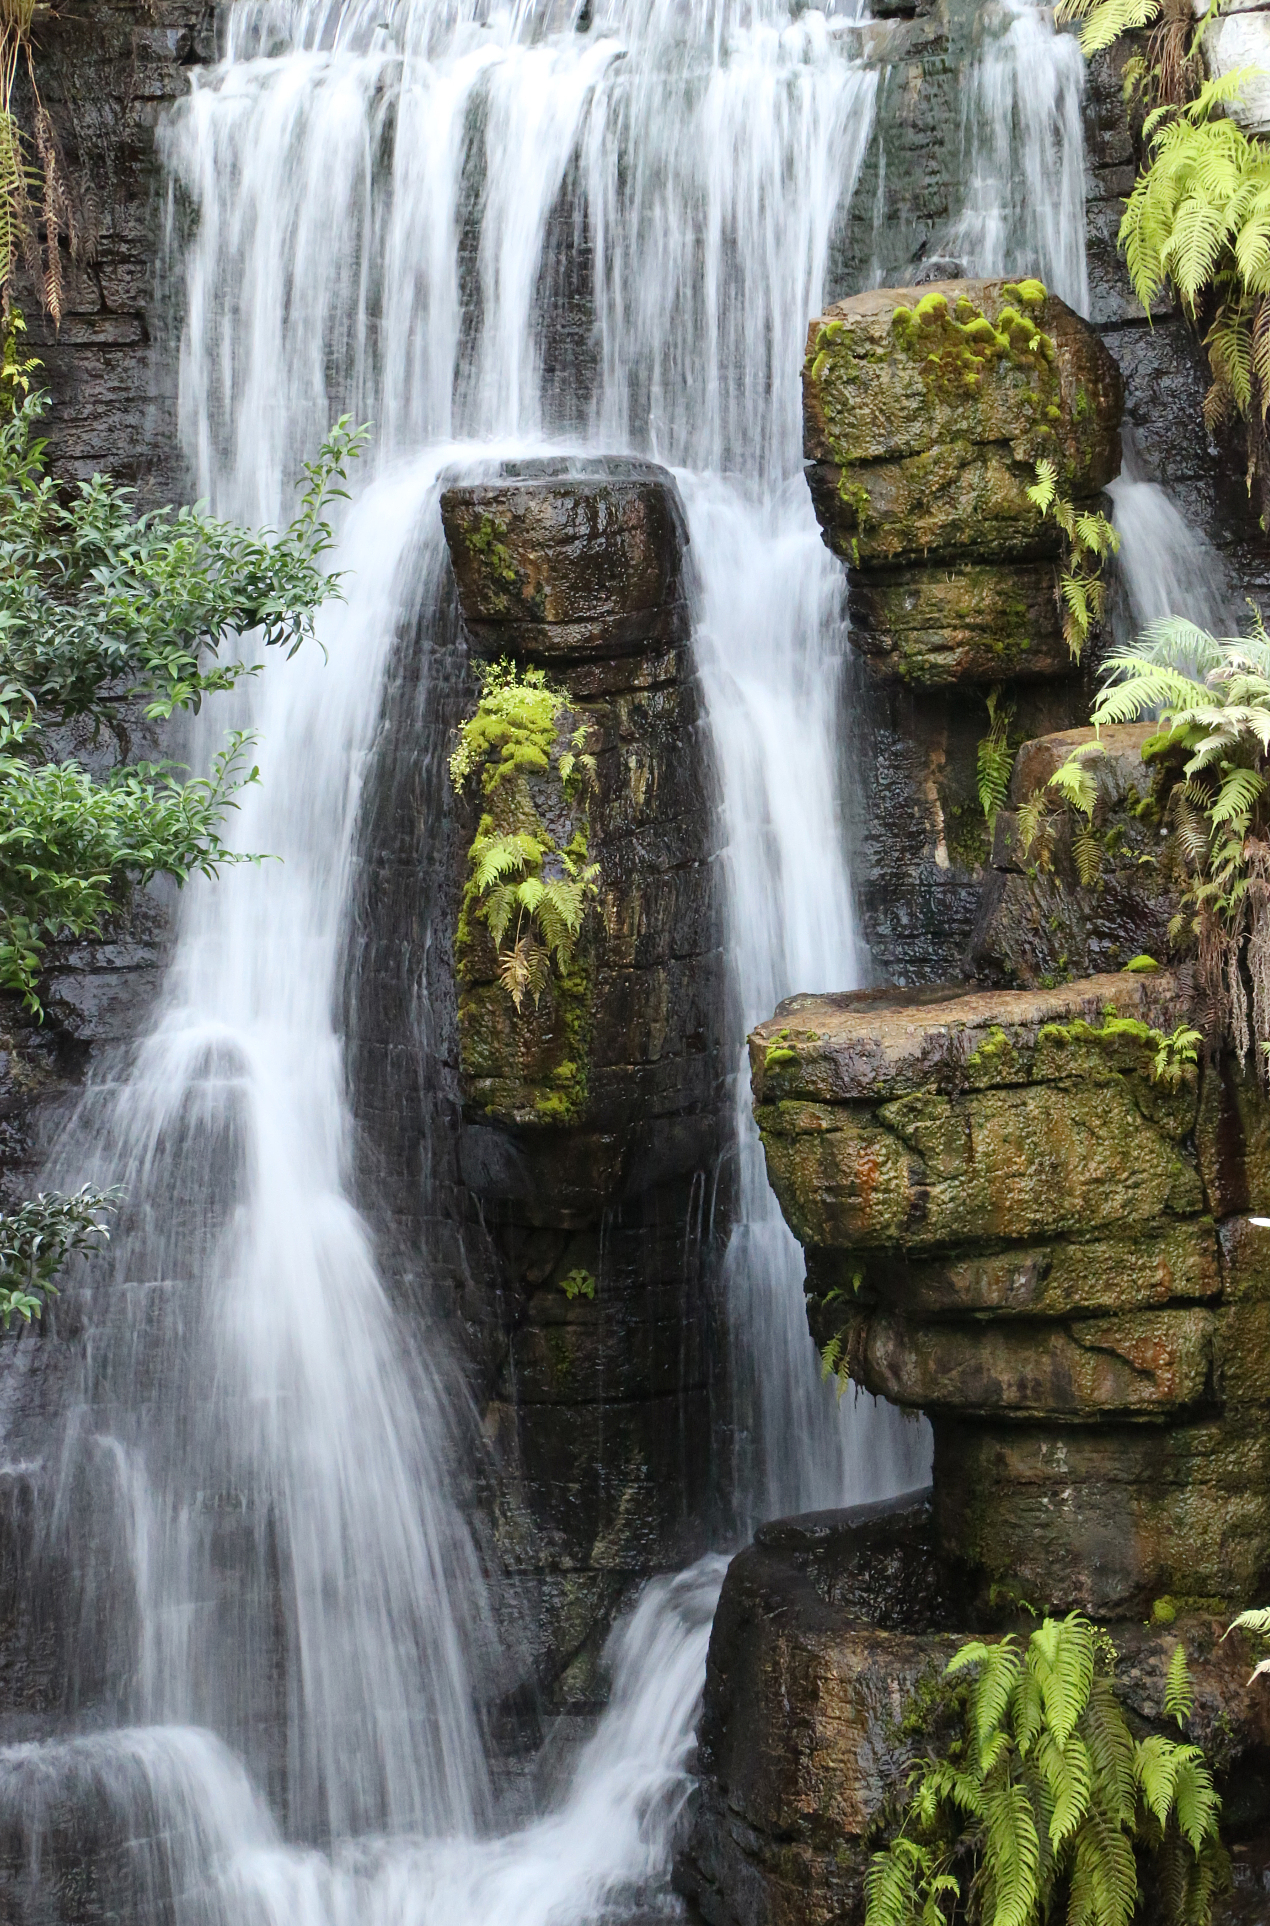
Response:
[0, 1, 76, 324]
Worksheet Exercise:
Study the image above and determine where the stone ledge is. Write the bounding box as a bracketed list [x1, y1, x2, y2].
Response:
[749, 968, 1189, 1107]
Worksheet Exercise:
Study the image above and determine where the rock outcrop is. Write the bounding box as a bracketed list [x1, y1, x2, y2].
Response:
[803, 279, 1123, 684]
[410, 459, 729, 1720]
[677, 1499, 1270, 1926]
[749, 971, 1270, 1617]
[971, 719, 1180, 984]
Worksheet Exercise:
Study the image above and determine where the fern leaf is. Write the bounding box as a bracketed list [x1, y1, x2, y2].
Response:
[1226, 1605, 1270, 1638]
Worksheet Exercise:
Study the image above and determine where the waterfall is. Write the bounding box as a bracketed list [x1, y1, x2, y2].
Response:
[0, 0, 1109, 1917]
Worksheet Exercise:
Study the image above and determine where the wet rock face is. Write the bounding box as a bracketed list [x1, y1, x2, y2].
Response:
[676, 1498, 960, 1926]
[20, 3, 215, 496]
[677, 1501, 1270, 1926]
[415, 459, 727, 1715]
[803, 279, 1123, 685]
[440, 461, 725, 1219]
[748, 972, 1270, 1615]
[971, 720, 1179, 985]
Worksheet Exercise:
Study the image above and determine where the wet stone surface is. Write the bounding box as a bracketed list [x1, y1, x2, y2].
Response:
[676, 1498, 1270, 1926]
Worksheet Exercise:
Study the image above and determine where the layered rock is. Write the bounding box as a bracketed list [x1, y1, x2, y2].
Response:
[803, 278, 1123, 684]
[427, 459, 727, 1717]
[677, 1499, 1270, 1926]
[439, 458, 724, 1217]
[749, 971, 1270, 1615]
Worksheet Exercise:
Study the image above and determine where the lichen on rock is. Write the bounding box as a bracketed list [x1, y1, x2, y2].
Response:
[801, 277, 1124, 686]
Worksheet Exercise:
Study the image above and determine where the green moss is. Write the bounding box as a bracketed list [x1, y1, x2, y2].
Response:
[945, 798, 991, 872]
[1151, 1594, 1228, 1624]
[889, 286, 1057, 397]
[967, 1025, 1013, 1070]
[764, 1045, 799, 1072]
[463, 515, 547, 620]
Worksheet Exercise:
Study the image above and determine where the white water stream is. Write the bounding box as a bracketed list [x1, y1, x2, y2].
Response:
[0, 0, 1160, 1918]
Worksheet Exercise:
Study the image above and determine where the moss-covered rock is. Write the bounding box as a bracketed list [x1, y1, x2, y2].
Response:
[804, 280, 1122, 567]
[439, 460, 725, 1709]
[442, 461, 725, 1219]
[676, 1501, 1270, 1926]
[748, 970, 1270, 1615]
[801, 279, 1122, 686]
[971, 720, 1180, 984]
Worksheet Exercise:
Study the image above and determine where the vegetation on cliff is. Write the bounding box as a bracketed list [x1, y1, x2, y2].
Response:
[866, 1613, 1226, 1926]
[1057, 0, 1270, 450]
[1028, 613, 1270, 1079]
[0, 0, 73, 323]
[450, 659, 598, 1016]
[0, 320, 362, 1326]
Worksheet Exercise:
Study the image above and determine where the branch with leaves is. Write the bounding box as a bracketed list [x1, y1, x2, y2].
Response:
[0, 1182, 118, 1328]
[0, 332, 365, 1006]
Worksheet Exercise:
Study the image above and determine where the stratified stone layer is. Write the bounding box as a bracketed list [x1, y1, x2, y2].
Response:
[435, 458, 727, 1716]
[750, 971, 1270, 1614]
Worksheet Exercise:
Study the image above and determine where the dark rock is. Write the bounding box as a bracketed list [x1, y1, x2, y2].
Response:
[970, 719, 1179, 984]
[678, 1499, 1270, 1926]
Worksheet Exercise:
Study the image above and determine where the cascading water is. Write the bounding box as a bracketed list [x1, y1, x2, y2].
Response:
[0, 0, 1123, 1918]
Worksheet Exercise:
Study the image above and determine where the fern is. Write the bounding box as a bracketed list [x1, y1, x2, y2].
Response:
[1028, 460, 1120, 662]
[1164, 1644, 1195, 1729]
[0, 3, 76, 322]
[453, 662, 600, 1014]
[865, 1615, 1227, 1926]
[978, 688, 1015, 830]
[1054, 0, 1161, 56]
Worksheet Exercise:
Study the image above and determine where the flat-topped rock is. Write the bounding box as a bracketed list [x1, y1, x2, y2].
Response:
[440, 458, 689, 672]
[747, 968, 1270, 1611]
[749, 967, 1190, 1107]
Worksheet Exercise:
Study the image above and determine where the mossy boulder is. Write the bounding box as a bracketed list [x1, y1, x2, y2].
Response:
[676, 1500, 1270, 1926]
[804, 279, 1122, 568]
[748, 970, 1270, 1615]
[440, 458, 689, 679]
[802, 279, 1123, 687]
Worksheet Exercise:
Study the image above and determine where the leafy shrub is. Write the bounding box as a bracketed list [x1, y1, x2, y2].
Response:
[0, 1183, 118, 1328]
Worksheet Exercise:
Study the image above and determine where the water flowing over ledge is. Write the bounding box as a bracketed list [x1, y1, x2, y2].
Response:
[0, 0, 1177, 1919]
